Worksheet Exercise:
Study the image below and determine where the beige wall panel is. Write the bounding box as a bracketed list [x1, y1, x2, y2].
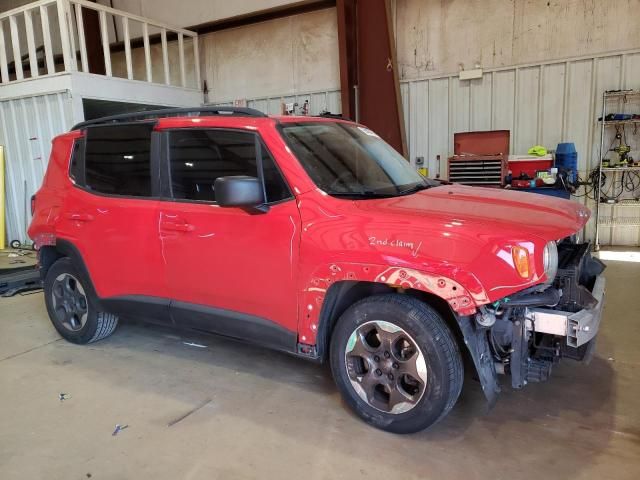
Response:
[395, 0, 640, 80]
[202, 8, 339, 103]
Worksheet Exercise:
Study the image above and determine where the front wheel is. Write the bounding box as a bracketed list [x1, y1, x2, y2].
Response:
[330, 294, 463, 433]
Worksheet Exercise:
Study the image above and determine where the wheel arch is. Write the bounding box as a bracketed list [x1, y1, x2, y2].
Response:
[39, 239, 100, 301]
[314, 280, 501, 405]
[38, 245, 62, 280]
[315, 280, 467, 364]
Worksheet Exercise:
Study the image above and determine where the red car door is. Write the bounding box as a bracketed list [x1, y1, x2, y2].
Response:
[56, 123, 169, 320]
[158, 127, 300, 351]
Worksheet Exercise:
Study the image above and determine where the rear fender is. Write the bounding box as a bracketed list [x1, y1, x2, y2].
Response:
[38, 239, 101, 307]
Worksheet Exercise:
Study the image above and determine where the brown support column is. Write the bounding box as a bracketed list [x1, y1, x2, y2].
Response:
[336, 0, 407, 157]
[336, 0, 357, 120]
[81, 1, 106, 75]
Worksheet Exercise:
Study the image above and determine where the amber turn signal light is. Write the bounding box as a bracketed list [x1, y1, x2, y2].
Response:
[511, 246, 531, 278]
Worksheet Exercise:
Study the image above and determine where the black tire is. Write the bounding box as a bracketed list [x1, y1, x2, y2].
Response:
[330, 294, 463, 434]
[43, 257, 118, 344]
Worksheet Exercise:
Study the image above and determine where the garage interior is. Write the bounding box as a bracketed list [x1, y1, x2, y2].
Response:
[1, 0, 639, 479]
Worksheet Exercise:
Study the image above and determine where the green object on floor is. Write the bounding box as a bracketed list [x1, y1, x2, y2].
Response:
[528, 145, 548, 156]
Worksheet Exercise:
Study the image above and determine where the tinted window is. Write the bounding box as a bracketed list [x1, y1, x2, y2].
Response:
[262, 147, 292, 203]
[69, 139, 84, 183]
[280, 122, 437, 197]
[84, 124, 154, 196]
[168, 129, 291, 203]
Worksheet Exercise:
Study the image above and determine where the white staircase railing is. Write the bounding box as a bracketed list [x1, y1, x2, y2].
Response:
[0, 0, 199, 89]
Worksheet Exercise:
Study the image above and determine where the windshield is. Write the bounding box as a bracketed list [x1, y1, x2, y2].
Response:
[280, 122, 437, 197]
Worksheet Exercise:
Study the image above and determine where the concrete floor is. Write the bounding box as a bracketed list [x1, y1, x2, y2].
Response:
[0, 252, 639, 480]
[0, 248, 37, 269]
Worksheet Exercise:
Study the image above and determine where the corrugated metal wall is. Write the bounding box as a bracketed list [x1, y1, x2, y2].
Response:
[0, 91, 74, 244]
[400, 49, 640, 246]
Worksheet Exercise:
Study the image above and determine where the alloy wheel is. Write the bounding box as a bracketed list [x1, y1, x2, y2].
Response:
[344, 320, 427, 414]
[51, 273, 89, 332]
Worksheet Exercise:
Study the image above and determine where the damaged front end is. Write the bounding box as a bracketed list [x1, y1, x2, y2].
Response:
[460, 239, 606, 405]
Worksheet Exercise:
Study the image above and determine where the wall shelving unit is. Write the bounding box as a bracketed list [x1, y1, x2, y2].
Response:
[594, 90, 640, 250]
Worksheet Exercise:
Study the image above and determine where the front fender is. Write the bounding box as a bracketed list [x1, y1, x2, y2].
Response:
[297, 262, 489, 345]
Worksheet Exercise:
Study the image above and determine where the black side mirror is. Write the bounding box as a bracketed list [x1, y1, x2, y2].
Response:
[214, 176, 265, 209]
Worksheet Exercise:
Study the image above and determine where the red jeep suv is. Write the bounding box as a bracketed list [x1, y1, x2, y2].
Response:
[29, 107, 606, 433]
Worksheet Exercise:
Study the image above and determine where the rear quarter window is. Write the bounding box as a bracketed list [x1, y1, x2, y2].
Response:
[68, 138, 84, 184]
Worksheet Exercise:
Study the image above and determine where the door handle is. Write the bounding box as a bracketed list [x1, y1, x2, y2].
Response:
[65, 212, 94, 222]
[161, 221, 194, 232]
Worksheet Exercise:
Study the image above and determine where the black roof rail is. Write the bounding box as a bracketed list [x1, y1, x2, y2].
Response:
[316, 111, 344, 119]
[72, 106, 267, 130]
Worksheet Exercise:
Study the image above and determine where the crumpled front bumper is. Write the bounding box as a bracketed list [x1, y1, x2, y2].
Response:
[525, 273, 605, 348]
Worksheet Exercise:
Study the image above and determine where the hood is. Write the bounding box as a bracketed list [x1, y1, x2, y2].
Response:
[353, 184, 589, 241]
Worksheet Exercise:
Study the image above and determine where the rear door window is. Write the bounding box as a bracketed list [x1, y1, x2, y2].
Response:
[84, 123, 154, 197]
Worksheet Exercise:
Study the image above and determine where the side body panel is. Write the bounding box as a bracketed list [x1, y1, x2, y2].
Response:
[155, 119, 306, 341]
[29, 132, 81, 248]
[159, 200, 301, 333]
[294, 190, 488, 345]
[29, 132, 167, 301]
[56, 189, 166, 299]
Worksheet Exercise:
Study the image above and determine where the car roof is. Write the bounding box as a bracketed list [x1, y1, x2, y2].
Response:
[151, 114, 355, 131]
[71, 107, 350, 131]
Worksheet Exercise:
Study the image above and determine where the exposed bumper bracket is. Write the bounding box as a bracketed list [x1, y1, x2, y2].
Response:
[525, 274, 606, 347]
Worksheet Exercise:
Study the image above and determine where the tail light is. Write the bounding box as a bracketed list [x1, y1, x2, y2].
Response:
[30, 194, 36, 216]
[511, 246, 531, 279]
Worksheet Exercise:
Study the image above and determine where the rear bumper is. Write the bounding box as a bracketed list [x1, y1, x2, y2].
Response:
[525, 273, 605, 348]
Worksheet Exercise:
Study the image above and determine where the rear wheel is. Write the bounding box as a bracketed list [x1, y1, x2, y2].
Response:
[44, 257, 118, 344]
[330, 294, 463, 433]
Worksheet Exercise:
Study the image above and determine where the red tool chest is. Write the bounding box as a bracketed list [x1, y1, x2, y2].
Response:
[447, 130, 510, 187]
